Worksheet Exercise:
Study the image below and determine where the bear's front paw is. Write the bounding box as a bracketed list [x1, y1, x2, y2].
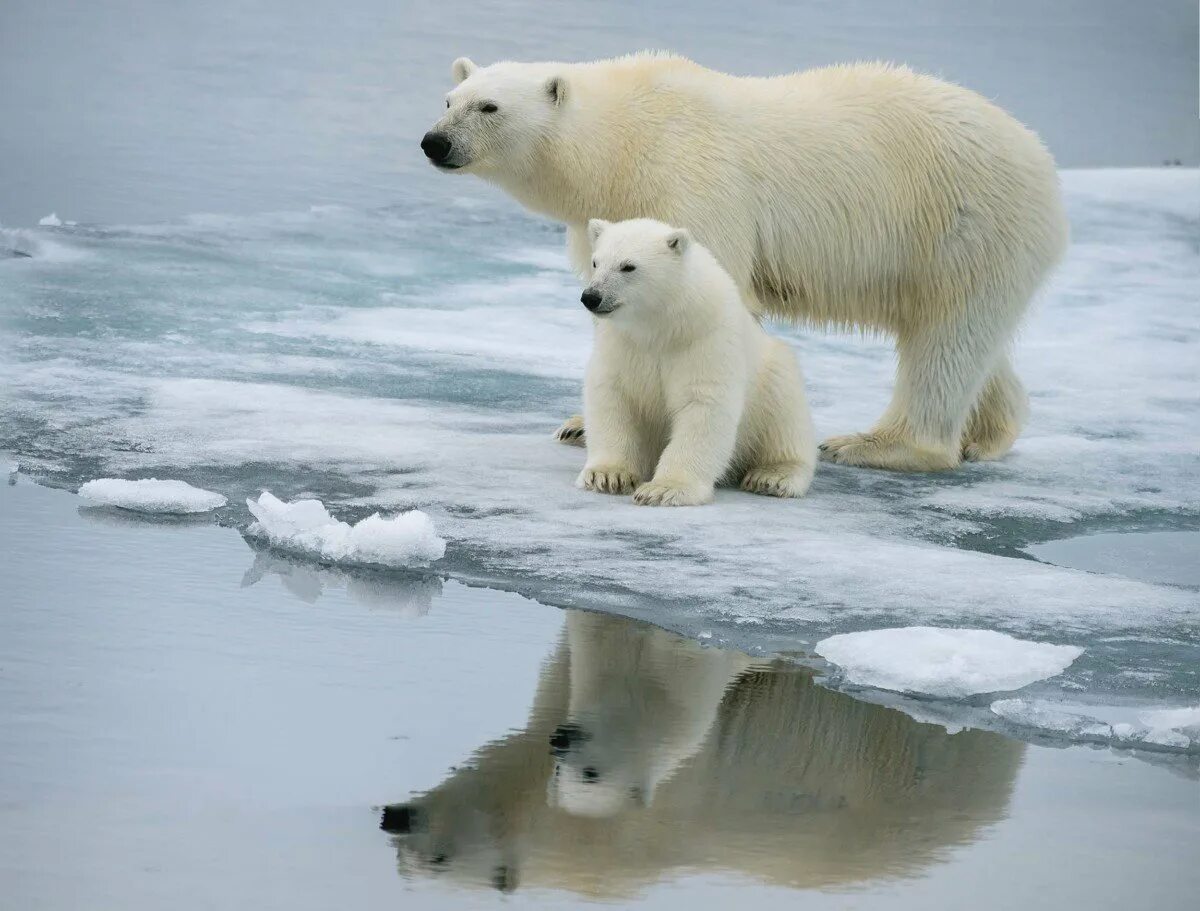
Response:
[577, 465, 641, 495]
[554, 415, 586, 447]
[632, 480, 712, 507]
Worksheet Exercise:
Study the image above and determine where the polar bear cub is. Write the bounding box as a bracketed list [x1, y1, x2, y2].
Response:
[577, 218, 816, 507]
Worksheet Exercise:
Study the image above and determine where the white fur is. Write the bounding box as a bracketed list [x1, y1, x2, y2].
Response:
[427, 53, 1068, 471]
[575, 218, 815, 507]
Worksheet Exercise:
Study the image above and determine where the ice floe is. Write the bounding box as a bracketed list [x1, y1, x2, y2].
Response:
[0, 169, 1196, 723]
[246, 491, 446, 567]
[38, 213, 62, 227]
[991, 699, 1200, 753]
[78, 478, 227, 513]
[815, 627, 1084, 697]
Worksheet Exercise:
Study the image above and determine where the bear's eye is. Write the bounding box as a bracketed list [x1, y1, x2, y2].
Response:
[592, 259, 597, 269]
[445, 99, 450, 109]
[480, 103, 499, 114]
[620, 263, 636, 273]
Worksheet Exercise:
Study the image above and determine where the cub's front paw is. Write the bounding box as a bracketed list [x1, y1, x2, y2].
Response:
[577, 465, 641, 495]
[632, 480, 712, 507]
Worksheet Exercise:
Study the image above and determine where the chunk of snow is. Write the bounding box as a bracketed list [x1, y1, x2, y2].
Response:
[815, 627, 1083, 697]
[246, 490, 445, 567]
[78, 478, 227, 513]
[38, 213, 62, 227]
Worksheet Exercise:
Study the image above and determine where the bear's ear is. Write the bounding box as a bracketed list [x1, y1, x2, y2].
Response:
[546, 75, 567, 107]
[452, 57, 478, 84]
[666, 229, 690, 254]
[587, 218, 610, 247]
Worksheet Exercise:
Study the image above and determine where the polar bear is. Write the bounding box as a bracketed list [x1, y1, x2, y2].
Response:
[380, 610, 1024, 897]
[576, 217, 815, 507]
[422, 53, 1068, 471]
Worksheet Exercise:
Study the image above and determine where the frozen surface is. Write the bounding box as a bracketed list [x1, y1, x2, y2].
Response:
[37, 212, 62, 227]
[246, 491, 445, 567]
[1, 169, 1198, 737]
[815, 627, 1083, 698]
[992, 699, 1200, 753]
[78, 478, 227, 514]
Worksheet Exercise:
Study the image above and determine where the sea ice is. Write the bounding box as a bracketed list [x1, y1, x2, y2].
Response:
[78, 478, 227, 513]
[38, 213, 62, 227]
[815, 627, 1084, 697]
[245, 490, 446, 567]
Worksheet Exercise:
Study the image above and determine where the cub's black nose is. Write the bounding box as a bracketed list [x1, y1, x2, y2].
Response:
[421, 131, 452, 163]
[550, 723, 587, 752]
[581, 289, 603, 312]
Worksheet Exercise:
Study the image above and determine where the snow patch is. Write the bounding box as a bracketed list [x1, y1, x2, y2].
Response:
[78, 478, 227, 513]
[816, 627, 1083, 697]
[246, 490, 446, 567]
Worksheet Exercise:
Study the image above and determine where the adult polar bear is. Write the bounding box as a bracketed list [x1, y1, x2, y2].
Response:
[422, 53, 1068, 471]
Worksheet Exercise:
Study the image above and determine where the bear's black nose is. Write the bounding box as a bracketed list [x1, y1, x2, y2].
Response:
[421, 131, 452, 163]
[380, 804, 420, 834]
[581, 289, 603, 312]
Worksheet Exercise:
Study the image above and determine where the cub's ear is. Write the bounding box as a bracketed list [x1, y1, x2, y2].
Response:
[587, 218, 611, 247]
[452, 57, 478, 84]
[666, 229, 690, 254]
[546, 75, 567, 106]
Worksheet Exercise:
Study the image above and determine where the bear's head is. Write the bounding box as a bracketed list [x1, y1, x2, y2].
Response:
[421, 57, 568, 176]
[580, 218, 691, 327]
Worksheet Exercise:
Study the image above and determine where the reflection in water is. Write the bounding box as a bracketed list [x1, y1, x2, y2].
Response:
[241, 547, 442, 615]
[380, 612, 1024, 897]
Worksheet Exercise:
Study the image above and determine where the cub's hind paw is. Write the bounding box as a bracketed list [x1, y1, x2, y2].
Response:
[632, 480, 712, 507]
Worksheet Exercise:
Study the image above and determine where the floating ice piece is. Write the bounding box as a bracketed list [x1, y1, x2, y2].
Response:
[991, 699, 1200, 752]
[38, 213, 62, 227]
[246, 490, 446, 567]
[815, 627, 1083, 697]
[78, 478, 227, 513]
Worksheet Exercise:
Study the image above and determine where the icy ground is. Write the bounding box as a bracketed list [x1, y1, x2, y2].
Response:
[1, 170, 1197, 741]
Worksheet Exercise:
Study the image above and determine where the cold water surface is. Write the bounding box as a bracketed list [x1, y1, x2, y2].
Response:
[2, 478, 1197, 910]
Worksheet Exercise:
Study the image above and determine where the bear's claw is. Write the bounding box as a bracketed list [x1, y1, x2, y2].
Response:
[554, 415, 586, 447]
[819, 432, 959, 472]
[740, 466, 809, 498]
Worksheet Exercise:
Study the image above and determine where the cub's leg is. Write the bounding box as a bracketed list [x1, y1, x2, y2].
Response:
[577, 375, 646, 496]
[634, 395, 740, 507]
[739, 342, 816, 498]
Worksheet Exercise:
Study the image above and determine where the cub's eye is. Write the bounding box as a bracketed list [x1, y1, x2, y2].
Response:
[445, 99, 450, 109]
[620, 263, 636, 272]
[592, 259, 597, 268]
[480, 103, 499, 114]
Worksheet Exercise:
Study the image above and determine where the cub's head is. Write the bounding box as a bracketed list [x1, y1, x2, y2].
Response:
[580, 218, 691, 325]
[421, 57, 568, 176]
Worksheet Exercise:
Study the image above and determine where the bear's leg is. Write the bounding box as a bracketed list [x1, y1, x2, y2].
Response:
[634, 400, 739, 507]
[961, 356, 1028, 461]
[821, 315, 1010, 472]
[554, 414, 585, 447]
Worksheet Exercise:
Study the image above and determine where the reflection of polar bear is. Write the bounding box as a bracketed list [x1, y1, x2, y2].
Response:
[423, 54, 1068, 471]
[380, 612, 1024, 898]
[577, 218, 815, 506]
